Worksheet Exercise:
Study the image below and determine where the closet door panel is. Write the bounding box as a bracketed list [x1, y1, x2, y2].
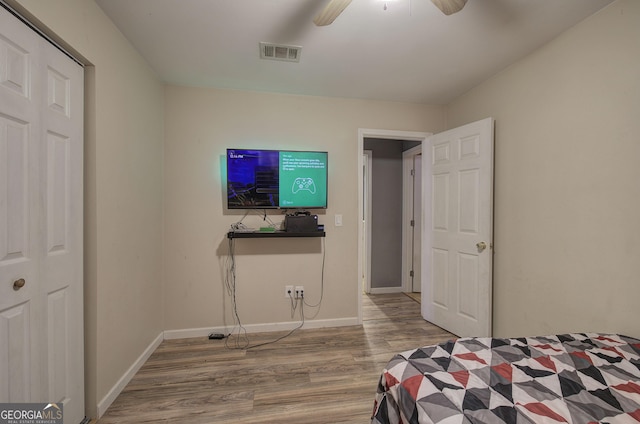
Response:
[1, 7, 84, 422]
[40, 28, 84, 421]
[0, 7, 43, 403]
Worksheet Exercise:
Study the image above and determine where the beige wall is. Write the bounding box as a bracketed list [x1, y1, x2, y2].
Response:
[12, 0, 165, 418]
[447, 0, 640, 339]
[163, 86, 445, 331]
[9, 0, 637, 419]
[7, 0, 444, 416]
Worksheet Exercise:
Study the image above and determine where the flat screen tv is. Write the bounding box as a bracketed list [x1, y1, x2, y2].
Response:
[226, 149, 328, 209]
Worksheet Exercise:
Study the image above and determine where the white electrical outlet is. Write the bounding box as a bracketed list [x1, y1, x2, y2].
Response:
[295, 285, 305, 299]
[285, 285, 294, 298]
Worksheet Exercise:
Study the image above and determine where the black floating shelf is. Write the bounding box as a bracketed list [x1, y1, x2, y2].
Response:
[227, 231, 325, 239]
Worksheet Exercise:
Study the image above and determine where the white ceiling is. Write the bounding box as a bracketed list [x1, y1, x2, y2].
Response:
[95, 0, 614, 105]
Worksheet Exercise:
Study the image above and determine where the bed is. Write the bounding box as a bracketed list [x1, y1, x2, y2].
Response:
[371, 333, 640, 424]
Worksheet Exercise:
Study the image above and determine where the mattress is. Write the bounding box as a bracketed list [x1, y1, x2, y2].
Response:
[371, 333, 640, 423]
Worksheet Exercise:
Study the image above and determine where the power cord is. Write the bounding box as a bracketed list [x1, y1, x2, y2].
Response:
[245, 294, 305, 350]
[230, 209, 281, 232]
[302, 237, 326, 320]
[224, 237, 249, 349]
[222, 234, 306, 350]
[220, 222, 326, 349]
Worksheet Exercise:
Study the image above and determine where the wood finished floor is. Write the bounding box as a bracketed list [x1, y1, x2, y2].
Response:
[96, 293, 455, 423]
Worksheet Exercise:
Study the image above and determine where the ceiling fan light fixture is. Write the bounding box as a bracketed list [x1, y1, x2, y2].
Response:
[314, 0, 353, 26]
[431, 0, 468, 15]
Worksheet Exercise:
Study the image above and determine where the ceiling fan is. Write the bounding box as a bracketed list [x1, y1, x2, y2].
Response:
[314, 0, 468, 26]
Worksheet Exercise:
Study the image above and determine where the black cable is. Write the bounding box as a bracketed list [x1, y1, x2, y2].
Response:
[223, 237, 305, 350]
[222, 221, 323, 350]
[246, 299, 305, 350]
[224, 237, 249, 349]
[289, 291, 298, 317]
[304, 237, 326, 311]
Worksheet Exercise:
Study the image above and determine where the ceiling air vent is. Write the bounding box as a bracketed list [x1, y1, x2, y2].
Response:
[260, 42, 302, 63]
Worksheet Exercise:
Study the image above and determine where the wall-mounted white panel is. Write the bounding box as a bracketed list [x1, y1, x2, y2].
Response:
[0, 116, 29, 263]
[48, 287, 69, 402]
[457, 252, 479, 321]
[0, 302, 31, 402]
[459, 169, 479, 234]
[459, 134, 480, 160]
[432, 173, 449, 231]
[0, 35, 29, 98]
[46, 132, 69, 255]
[47, 67, 69, 117]
[432, 248, 449, 309]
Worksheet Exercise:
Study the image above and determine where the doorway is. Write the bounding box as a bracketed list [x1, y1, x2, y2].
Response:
[358, 120, 494, 335]
[357, 129, 430, 323]
[363, 138, 420, 294]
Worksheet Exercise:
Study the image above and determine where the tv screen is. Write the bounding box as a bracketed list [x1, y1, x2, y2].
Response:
[226, 149, 328, 209]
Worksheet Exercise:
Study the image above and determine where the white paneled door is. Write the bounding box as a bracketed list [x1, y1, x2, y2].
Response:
[0, 6, 84, 423]
[422, 118, 493, 337]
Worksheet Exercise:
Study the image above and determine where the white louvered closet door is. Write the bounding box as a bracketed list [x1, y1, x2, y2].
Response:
[0, 6, 84, 423]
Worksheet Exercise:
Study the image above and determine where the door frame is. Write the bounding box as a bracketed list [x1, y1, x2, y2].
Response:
[402, 144, 422, 293]
[363, 150, 373, 294]
[357, 129, 430, 324]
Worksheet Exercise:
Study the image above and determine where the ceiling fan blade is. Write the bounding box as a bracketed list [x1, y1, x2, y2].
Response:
[313, 0, 353, 26]
[431, 0, 468, 15]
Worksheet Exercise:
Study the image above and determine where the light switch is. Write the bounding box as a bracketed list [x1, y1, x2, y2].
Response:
[335, 214, 343, 227]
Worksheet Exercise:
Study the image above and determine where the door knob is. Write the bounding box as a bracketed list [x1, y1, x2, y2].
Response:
[476, 241, 487, 252]
[13, 278, 26, 290]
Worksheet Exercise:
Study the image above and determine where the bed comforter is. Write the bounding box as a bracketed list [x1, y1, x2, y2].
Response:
[372, 333, 640, 424]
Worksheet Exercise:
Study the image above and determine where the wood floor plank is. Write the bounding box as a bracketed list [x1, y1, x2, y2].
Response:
[97, 293, 454, 423]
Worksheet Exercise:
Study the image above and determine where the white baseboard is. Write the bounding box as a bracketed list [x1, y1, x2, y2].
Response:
[369, 286, 404, 294]
[163, 317, 359, 340]
[163, 326, 220, 340]
[96, 331, 163, 418]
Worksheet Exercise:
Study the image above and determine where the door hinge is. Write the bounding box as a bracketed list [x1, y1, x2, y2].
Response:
[410, 169, 415, 176]
[410, 219, 415, 227]
[410, 270, 414, 277]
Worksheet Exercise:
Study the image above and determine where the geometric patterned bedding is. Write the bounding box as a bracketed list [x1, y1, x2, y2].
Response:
[371, 333, 640, 424]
